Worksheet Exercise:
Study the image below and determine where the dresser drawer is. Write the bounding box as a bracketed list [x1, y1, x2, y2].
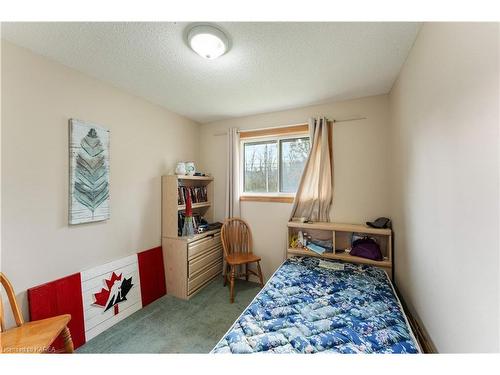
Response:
[188, 259, 222, 295]
[188, 246, 223, 278]
[188, 234, 221, 260]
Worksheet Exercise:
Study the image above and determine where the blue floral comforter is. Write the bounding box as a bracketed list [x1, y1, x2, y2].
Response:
[212, 257, 420, 354]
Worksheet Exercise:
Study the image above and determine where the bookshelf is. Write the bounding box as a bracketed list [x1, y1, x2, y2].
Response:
[286, 221, 393, 279]
[161, 175, 214, 238]
[161, 175, 222, 300]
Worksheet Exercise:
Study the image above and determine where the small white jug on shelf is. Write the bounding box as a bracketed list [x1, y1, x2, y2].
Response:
[175, 162, 186, 175]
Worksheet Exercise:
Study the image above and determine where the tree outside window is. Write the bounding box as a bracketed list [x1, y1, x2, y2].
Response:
[243, 136, 310, 194]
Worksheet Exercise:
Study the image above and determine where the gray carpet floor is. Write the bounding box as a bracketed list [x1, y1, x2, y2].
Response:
[77, 278, 261, 353]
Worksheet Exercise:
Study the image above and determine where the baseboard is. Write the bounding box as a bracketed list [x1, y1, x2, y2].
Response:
[394, 286, 438, 353]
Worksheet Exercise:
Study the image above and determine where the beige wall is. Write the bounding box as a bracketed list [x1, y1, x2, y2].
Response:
[199, 95, 392, 281]
[389, 23, 499, 352]
[1, 41, 200, 327]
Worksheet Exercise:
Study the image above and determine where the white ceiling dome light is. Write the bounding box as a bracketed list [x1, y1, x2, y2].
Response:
[187, 24, 230, 60]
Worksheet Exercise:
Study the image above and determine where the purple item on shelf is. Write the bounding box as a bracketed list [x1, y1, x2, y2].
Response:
[350, 237, 383, 261]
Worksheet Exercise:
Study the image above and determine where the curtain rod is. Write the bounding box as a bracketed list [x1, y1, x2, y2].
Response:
[212, 116, 367, 136]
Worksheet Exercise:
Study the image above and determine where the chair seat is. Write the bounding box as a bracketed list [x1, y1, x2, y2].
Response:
[226, 252, 261, 265]
[0, 314, 71, 353]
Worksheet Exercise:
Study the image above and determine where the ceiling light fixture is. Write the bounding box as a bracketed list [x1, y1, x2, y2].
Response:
[187, 24, 229, 60]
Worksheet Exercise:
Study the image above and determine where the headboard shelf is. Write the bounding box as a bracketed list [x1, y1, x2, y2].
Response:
[286, 221, 393, 279]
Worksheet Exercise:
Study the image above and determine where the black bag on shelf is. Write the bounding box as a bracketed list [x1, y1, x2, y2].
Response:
[350, 237, 383, 261]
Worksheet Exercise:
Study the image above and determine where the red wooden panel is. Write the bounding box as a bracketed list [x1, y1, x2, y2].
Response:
[28, 273, 86, 351]
[137, 246, 166, 307]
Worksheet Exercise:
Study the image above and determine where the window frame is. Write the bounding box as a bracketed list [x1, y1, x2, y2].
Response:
[239, 130, 309, 203]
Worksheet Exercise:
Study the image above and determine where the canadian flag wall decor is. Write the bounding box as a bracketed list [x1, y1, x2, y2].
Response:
[81, 254, 142, 342]
[27, 246, 165, 350]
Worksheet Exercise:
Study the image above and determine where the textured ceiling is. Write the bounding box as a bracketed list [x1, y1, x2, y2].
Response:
[2, 22, 420, 123]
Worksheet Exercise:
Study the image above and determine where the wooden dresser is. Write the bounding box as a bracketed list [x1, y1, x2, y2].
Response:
[162, 229, 223, 299]
[162, 175, 223, 300]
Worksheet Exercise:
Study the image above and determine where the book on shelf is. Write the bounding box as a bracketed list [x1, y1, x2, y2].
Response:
[177, 185, 208, 205]
[306, 243, 326, 255]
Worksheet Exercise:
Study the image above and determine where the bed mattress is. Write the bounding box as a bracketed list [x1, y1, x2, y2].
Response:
[212, 256, 420, 354]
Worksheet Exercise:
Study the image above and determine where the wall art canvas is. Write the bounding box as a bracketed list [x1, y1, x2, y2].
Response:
[69, 119, 110, 224]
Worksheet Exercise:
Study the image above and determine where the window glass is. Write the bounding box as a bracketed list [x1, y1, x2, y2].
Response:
[280, 137, 310, 193]
[243, 141, 278, 193]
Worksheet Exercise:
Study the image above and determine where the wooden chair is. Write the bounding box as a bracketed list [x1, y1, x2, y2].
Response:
[221, 218, 264, 303]
[0, 272, 74, 353]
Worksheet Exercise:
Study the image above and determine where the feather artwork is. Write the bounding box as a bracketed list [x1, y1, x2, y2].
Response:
[74, 128, 109, 217]
[69, 119, 110, 224]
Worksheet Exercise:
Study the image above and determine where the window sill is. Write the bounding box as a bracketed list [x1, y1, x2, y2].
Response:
[240, 195, 294, 203]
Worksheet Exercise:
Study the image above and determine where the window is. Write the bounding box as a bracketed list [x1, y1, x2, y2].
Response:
[241, 130, 310, 201]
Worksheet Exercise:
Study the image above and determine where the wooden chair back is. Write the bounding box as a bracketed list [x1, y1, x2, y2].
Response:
[221, 218, 253, 259]
[0, 272, 24, 332]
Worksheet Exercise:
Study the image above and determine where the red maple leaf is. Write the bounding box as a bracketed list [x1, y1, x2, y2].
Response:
[93, 272, 122, 307]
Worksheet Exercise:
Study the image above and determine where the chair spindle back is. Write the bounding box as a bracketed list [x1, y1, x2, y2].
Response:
[221, 218, 253, 259]
[0, 272, 25, 332]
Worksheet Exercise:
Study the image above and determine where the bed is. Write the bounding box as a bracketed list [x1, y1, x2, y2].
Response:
[212, 256, 421, 354]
